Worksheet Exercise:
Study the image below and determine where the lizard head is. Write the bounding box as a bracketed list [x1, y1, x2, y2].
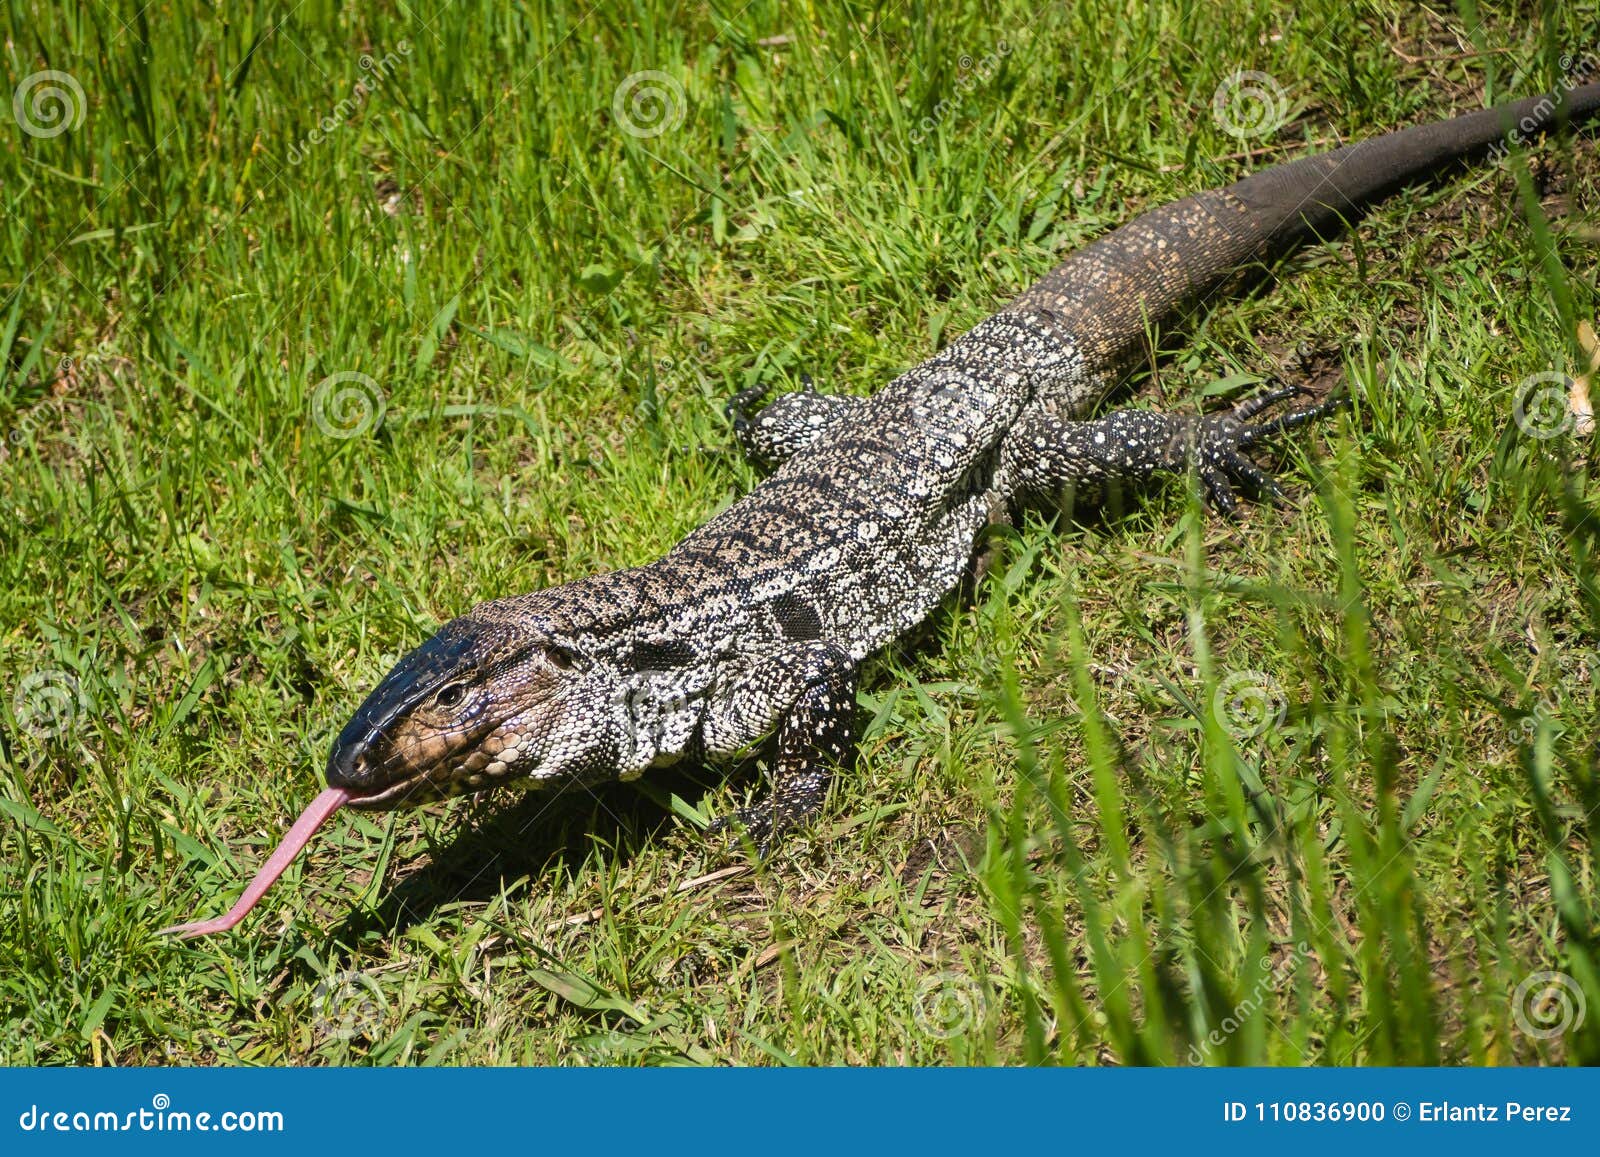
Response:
[325, 594, 625, 809]
[160, 588, 638, 938]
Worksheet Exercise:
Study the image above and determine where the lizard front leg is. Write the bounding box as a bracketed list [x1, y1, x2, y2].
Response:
[727, 378, 866, 470]
[702, 640, 857, 852]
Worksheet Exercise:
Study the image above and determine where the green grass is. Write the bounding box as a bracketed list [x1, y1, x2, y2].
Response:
[2, 0, 1599, 1065]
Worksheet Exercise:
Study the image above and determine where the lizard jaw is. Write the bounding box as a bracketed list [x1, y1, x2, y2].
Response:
[337, 763, 523, 809]
[339, 775, 441, 810]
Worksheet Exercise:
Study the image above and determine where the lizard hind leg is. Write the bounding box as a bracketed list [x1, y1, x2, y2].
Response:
[728, 377, 866, 470]
[1001, 384, 1341, 515]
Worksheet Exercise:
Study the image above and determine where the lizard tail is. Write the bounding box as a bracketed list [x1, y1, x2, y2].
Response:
[1231, 80, 1600, 249]
[1007, 80, 1600, 382]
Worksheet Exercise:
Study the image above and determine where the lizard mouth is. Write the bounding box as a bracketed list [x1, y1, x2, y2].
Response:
[324, 688, 511, 808]
[340, 772, 448, 810]
[341, 754, 541, 809]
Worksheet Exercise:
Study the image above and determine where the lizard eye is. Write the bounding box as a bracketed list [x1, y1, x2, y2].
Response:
[543, 645, 576, 671]
[434, 682, 466, 708]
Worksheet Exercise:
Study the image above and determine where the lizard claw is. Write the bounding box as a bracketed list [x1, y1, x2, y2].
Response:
[1188, 385, 1343, 513]
[1235, 382, 1345, 448]
[705, 806, 777, 858]
[726, 373, 819, 435]
[1228, 382, 1305, 423]
[726, 384, 773, 437]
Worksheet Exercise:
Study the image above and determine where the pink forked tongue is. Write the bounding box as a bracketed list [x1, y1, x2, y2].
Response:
[157, 787, 351, 940]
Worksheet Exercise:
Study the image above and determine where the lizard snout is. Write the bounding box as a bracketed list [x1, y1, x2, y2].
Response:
[325, 721, 380, 793]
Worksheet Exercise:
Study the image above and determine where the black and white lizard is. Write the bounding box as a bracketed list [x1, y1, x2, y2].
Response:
[164, 81, 1600, 937]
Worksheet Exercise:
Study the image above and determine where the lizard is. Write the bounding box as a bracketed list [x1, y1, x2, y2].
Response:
[162, 80, 1600, 938]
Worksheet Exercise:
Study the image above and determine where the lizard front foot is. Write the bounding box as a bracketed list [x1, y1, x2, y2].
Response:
[728, 374, 867, 471]
[700, 640, 855, 857]
[704, 805, 777, 856]
[704, 789, 826, 857]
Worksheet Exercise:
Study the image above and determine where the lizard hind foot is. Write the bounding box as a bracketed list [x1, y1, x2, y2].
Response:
[1002, 380, 1342, 516]
[1234, 384, 1346, 448]
[1194, 383, 1345, 514]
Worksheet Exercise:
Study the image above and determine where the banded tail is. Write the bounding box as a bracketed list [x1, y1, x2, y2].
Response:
[1008, 80, 1600, 378]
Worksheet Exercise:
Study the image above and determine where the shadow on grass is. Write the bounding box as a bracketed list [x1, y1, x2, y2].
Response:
[328, 762, 738, 943]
